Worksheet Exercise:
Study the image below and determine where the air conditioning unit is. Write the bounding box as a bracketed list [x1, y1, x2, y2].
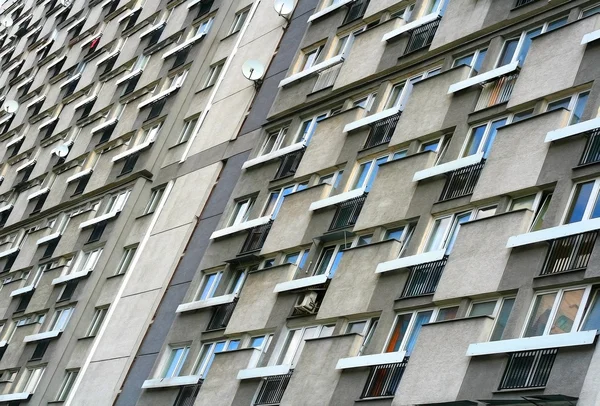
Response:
[293, 291, 318, 314]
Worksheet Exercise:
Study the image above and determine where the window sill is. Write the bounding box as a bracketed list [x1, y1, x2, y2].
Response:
[448, 60, 519, 94]
[382, 12, 441, 42]
[307, 0, 353, 22]
[78, 335, 96, 341]
[242, 141, 305, 169]
[506, 218, 600, 248]
[237, 364, 291, 380]
[336, 351, 406, 370]
[176, 293, 237, 313]
[168, 140, 189, 150]
[413, 152, 484, 182]
[376, 249, 445, 274]
[545, 116, 600, 143]
[210, 215, 271, 240]
[279, 54, 345, 88]
[273, 273, 327, 293]
[106, 272, 125, 280]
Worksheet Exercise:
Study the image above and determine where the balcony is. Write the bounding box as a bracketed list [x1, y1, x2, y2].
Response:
[363, 112, 401, 149]
[360, 359, 408, 399]
[403, 17, 441, 55]
[400, 256, 447, 298]
[498, 348, 557, 390]
[312, 63, 343, 92]
[254, 372, 293, 405]
[438, 160, 485, 201]
[239, 221, 272, 255]
[579, 128, 600, 165]
[540, 231, 597, 276]
[273, 148, 304, 180]
[173, 383, 202, 406]
[515, 0, 538, 7]
[342, 0, 369, 25]
[206, 297, 238, 331]
[474, 73, 519, 111]
[328, 194, 366, 231]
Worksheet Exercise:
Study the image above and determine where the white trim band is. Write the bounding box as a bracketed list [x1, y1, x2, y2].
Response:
[137, 86, 178, 109]
[242, 142, 305, 169]
[6, 135, 24, 148]
[24, 330, 61, 343]
[91, 118, 118, 134]
[336, 351, 407, 370]
[27, 187, 49, 201]
[176, 293, 237, 313]
[308, 0, 353, 22]
[582, 29, 600, 45]
[279, 54, 345, 88]
[36, 232, 61, 245]
[142, 375, 202, 389]
[382, 12, 441, 42]
[343, 106, 401, 133]
[309, 188, 365, 212]
[545, 116, 600, 143]
[59, 73, 82, 88]
[274, 274, 328, 293]
[52, 268, 92, 285]
[115, 69, 143, 85]
[237, 365, 291, 380]
[210, 215, 271, 240]
[506, 218, 600, 248]
[162, 33, 206, 59]
[111, 140, 153, 162]
[66, 168, 93, 183]
[413, 152, 484, 182]
[448, 61, 519, 94]
[10, 284, 34, 297]
[0, 393, 31, 402]
[16, 159, 36, 172]
[376, 249, 446, 274]
[79, 210, 120, 229]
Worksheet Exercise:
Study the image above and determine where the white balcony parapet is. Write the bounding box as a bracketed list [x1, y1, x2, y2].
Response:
[162, 33, 207, 59]
[95, 49, 120, 66]
[66, 168, 93, 184]
[66, 16, 86, 32]
[309, 188, 365, 212]
[26, 187, 49, 201]
[0, 204, 13, 214]
[0, 247, 19, 259]
[74, 95, 97, 109]
[210, 215, 271, 240]
[36, 232, 61, 245]
[382, 12, 440, 42]
[52, 269, 92, 285]
[118, 6, 141, 23]
[137, 86, 179, 109]
[0, 393, 31, 402]
[582, 29, 600, 45]
[140, 21, 166, 38]
[46, 55, 66, 70]
[506, 218, 600, 248]
[27, 94, 46, 107]
[6, 135, 24, 148]
[237, 364, 291, 380]
[79, 210, 120, 229]
[0, 114, 13, 126]
[279, 54, 345, 88]
[16, 159, 36, 172]
[307, 0, 354, 22]
[142, 375, 202, 389]
[0, 340, 6, 348]
[274, 274, 328, 293]
[343, 106, 401, 133]
[115, 68, 143, 85]
[80, 32, 102, 48]
[242, 142, 305, 170]
[448, 61, 520, 94]
[0, 45, 14, 59]
[187, 0, 203, 7]
[413, 152, 484, 182]
[38, 117, 57, 130]
[545, 116, 600, 143]
[23, 330, 61, 343]
[176, 293, 237, 313]
[59, 73, 82, 88]
[336, 351, 406, 370]
[10, 284, 34, 297]
[376, 249, 445, 274]
[467, 330, 597, 357]
[112, 140, 153, 162]
[91, 118, 118, 134]
[16, 77, 33, 89]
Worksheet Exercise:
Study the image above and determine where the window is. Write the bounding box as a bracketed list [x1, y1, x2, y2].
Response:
[276, 325, 334, 366]
[17, 366, 45, 393]
[299, 45, 324, 72]
[424, 211, 472, 254]
[228, 197, 255, 226]
[384, 225, 414, 257]
[353, 234, 372, 247]
[350, 151, 402, 192]
[496, 20, 564, 68]
[436, 306, 459, 322]
[334, 27, 364, 56]
[194, 339, 239, 377]
[512, 108, 534, 123]
[475, 205, 497, 220]
[193, 16, 214, 37]
[582, 4, 600, 18]
[462, 117, 508, 158]
[385, 310, 434, 355]
[453, 48, 487, 77]
[144, 186, 166, 215]
[385, 68, 440, 110]
[509, 191, 552, 231]
[427, 0, 448, 14]
[260, 127, 289, 156]
[204, 60, 224, 88]
[103, 190, 130, 214]
[319, 170, 344, 196]
[345, 318, 379, 355]
[468, 297, 515, 341]
[420, 134, 452, 164]
[313, 243, 349, 277]
[229, 8, 249, 35]
[162, 345, 191, 378]
[564, 179, 600, 224]
[86, 307, 108, 337]
[166, 70, 188, 89]
[226, 269, 246, 295]
[284, 250, 309, 269]
[178, 117, 198, 144]
[523, 286, 599, 337]
[115, 246, 136, 275]
[196, 270, 223, 301]
[391, 3, 415, 20]
[545, 90, 590, 126]
[262, 182, 308, 218]
[56, 370, 78, 401]
[352, 93, 377, 115]
[295, 113, 329, 144]
[72, 248, 103, 274]
[48, 307, 74, 332]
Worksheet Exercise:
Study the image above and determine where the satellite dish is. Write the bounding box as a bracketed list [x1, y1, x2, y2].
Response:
[0, 16, 12, 28]
[242, 60, 265, 82]
[52, 143, 70, 158]
[2, 100, 18, 114]
[274, 0, 294, 17]
[58, 0, 72, 7]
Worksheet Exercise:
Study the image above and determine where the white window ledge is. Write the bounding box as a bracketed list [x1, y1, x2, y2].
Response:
[308, 0, 354, 22]
[242, 142, 305, 170]
[309, 188, 365, 212]
[448, 61, 519, 94]
[115, 69, 143, 85]
[237, 364, 291, 380]
[467, 330, 597, 357]
[545, 116, 600, 143]
[162, 33, 206, 59]
[16, 77, 33, 89]
[582, 29, 600, 45]
[38, 117, 57, 130]
[59, 73, 82, 88]
[52, 269, 92, 285]
[0, 114, 13, 126]
[27, 187, 49, 201]
[274, 274, 328, 293]
[0, 247, 19, 258]
[0, 204, 14, 214]
[118, 6, 141, 23]
[36, 232, 61, 245]
[140, 22, 166, 38]
[137, 86, 179, 109]
[80, 33, 101, 49]
[66, 168, 93, 184]
[10, 284, 34, 297]
[0, 45, 14, 59]
[176, 293, 237, 313]
[382, 12, 440, 42]
[112, 140, 153, 162]
[27, 95, 46, 107]
[74, 95, 98, 110]
[24, 330, 61, 343]
[336, 351, 406, 370]
[95, 50, 120, 67]
[413, 152, 484, 182]
[506, 218, 600, 248]
[0, 340, 6, 348]
[210, 216, 271, 240]
[79, 210, 120, 229]
[67, 17, 86, 31]
[0, 393, 31, 402]
[91, 118, 118, 134]
[343, 106, 401, 133]
[279, 54, 345, 88]
[376, 249, 446, 274]
[46, 56, 66, 70]
[6, 135, 24, 148]
[142, 375, 202, 389]
[187, 0, 202, 8]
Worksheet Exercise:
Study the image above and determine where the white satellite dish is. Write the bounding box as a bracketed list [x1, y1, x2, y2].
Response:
[242, 60, 265, 82]
[52, 143, 70, 158]
[274, 0, 294, 17]
[2, 100, 18, 114]
[58, 0, 72, 7]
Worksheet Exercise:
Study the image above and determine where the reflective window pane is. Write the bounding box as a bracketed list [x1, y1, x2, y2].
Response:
[550, 289, 585, 334]
[491, 298, 515, 341]
[524, 293, 557, 337]
[566, 181, 594, 224]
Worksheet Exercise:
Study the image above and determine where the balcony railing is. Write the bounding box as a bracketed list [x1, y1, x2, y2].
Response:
[515, 0, 538, 7]
[475, 73, 519, 111]
[342, 0, 369, 25]
[439, 160, 485, 202]
[499, 348, 557, 390]
[239, 221, 272, 255]
[206, 297, 238, 331]
[360, 359, 408, 399]
[313, 63, 342, 92]
[364, 113, 401, 149]
[173, 382, 203, 406]
[580, 128, 600, 165]
[404, 17, 441, 55]
[540, 231, 597, 276]
[254, 372, 293, 405]
[274, 148, 305, 180]
[400, 257, 447, 298]
[328, 194, 367, 231]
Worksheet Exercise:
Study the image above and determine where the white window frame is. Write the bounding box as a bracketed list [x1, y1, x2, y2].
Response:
[420, 134, 452, 165]
[71, 248, 103, 275]
[273, 324, 334, 367]
[383, 308, 438, 353]
[390, 3, 415, 21]
[17, 366, 45, 393]
[194, 339, 240, 377]
[144, 186, 166, 215]
[48, 306, 74, 332]
[115, 246, 137, 275]
[196, 270, 224, 301]
[385, 67, 441, 110]
[229, 8, 249, 35]
[581, 3, 600, 18]
[312, 242, 348, 277]
[299, 44, 324, 73]
[345, 317, 379, 356]
[161, 344, 191, 378]
[561, 178, 600, 224]
[452, 47, 488, 77]
[192, 16, 214, 38]
[460, 116, 511, 158]
[348, 152, 397, 192]
[318, 169, 344, 196]
[55, 369, 78, 401]
[422, 210, 474, 254]
[544, 89, 590, 125]
[103, 190, 130, 214]
[261, 182, 308, 217]
[227, 197, 255, 226]
[468, 296, 516, 340]
[294, 113, 330, 144]
[260, 127, 289, 156]
[86, 307, 108, 337]
[495, 20, 562, 68]
[509, 191, 553, 231]
[178, 117, 198, 144]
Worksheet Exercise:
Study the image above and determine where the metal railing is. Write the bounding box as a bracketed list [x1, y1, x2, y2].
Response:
[404, 17, 441, 55]
[360, 359, 408, 399]
[254, 372, 293, 405]
[401, 257, 447, 298]
[475, 74, 519, 111]
[313, 63, 343, 92]
[541, 231, 597, 275]
[499, 348, 557, 390]
[206, 298, 238, 331]
[580, 129, 600, 165]
[342, 0, 369, 25]
[239, 221, 272, 254]
[515, 0, 538, 7]
[364, 113, 401, 149]
[439, 160, 485, 202]
[274, 148, 304, 180]
[173, 382, 203, 406]
[328, 194, 367, 231]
